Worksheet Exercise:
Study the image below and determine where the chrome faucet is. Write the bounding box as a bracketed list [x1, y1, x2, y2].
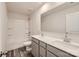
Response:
[64, 32, 71, 42]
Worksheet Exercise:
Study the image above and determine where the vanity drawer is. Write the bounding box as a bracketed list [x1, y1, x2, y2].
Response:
[40, 46, 46, 57]
[40, 41, 46, 48]
[32, 37, 39, 44]
[47, 44, 73, 57]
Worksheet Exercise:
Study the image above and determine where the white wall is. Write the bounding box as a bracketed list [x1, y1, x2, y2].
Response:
[0, 2, 8, 53]
[29, 2, 65, 35]
[7, 12, 29, 51]
[29, 10, 41, 35]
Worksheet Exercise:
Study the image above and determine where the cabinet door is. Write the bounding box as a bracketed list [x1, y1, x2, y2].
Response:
[47, 45, 74, 57]
[32, 41, 39, 57]
[40, 46, 46, 57]
[47, 51, 56, 57]
[40, 41, 46, 48]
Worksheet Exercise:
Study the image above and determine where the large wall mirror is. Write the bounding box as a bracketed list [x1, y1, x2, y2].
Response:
[41, 2, 79, 42]
[41, 13, 65, 33]
[66, 12, 79, 33]
[41, 6, 66, 39]
[66, 12, 79, 43]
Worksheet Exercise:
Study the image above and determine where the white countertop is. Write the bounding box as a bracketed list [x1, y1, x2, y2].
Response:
[32, 35, 79, 57]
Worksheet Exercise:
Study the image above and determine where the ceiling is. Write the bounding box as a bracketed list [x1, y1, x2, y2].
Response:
[6, 2, 44, 15]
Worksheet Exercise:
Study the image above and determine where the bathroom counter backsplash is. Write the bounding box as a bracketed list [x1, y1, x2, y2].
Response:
[41, 32, 65, 39]
[32, 35, 79, 56]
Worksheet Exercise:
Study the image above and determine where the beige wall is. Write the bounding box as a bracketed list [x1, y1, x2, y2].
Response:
[0, 2, 8, 52]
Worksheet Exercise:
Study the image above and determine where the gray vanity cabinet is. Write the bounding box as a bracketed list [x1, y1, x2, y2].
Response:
[40, 46, 46, 57]
[31, 41, 39, 57]
[31, 37, 75, 57]
[32, 38, 39, 57]
[47, 44, 74, 57]
[39, 41, 46, 57]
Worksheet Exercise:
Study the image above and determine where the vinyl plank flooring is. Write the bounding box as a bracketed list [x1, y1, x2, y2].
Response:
[6, 46, 33, 57]
[11, 50, 14, 57]
[14, 49, 21, 57]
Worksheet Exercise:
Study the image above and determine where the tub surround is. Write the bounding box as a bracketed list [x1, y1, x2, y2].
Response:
[32, 35, 79, 56]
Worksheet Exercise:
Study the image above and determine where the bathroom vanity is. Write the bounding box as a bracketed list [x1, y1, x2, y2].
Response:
[31, 3, 79, 57]
[31, 35, 78, 57]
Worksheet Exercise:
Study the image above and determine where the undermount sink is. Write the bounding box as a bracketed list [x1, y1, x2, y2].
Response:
[53, 40, 79, 49]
